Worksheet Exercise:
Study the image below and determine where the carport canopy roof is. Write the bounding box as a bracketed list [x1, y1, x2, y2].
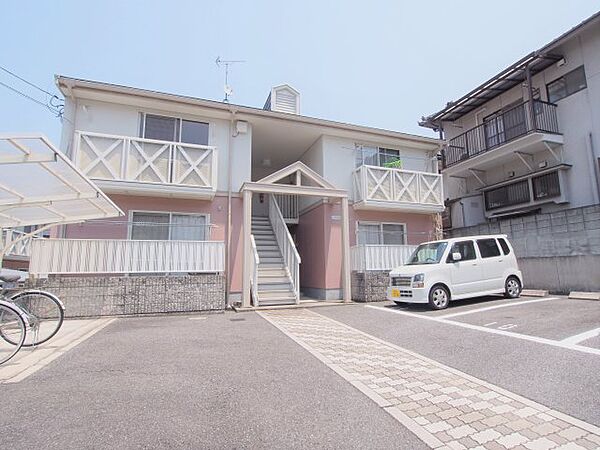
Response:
[0, 134, 123, 228]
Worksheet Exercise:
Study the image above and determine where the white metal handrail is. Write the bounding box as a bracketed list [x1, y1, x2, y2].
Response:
[274, 194, 299, 222]
[269, 194, 301, 303]
[353, 165, 443, 207]
[351, 244, 418, 271]
[29, 238, 225, 275]
[74, 131, 218, 189]
[250, 234, 260, 306]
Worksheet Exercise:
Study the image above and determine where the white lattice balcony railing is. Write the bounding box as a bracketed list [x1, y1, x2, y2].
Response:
[353, 165, 444, 213]
[73, 131, 218, 199]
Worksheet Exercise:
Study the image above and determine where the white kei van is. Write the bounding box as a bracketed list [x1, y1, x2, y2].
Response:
[387, 235, 523, 310]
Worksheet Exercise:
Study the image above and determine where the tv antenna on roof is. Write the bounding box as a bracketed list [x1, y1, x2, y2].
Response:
[215, 56, 245, 103]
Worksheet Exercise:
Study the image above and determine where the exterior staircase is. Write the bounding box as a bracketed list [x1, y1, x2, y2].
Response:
[251, 216, 296, 306]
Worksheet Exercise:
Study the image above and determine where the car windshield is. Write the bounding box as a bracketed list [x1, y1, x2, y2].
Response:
[406, 242, 448, 265]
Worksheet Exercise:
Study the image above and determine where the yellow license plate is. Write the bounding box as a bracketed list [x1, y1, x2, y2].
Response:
[391, 288, 400, 297]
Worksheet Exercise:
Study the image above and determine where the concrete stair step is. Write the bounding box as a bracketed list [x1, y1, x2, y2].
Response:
[258, 269, 288, 277]
[258, 298, 297, 306]
[258, 250, 282, 258]
[258, 289, 296, 298]
[256, 244, 279, 251]
[254, 233, 276, 238]
[259, 261, 286, 267]
[252, 230, 275, 235]
[258, 274, 291, 281]
[258, 282, 293, 291]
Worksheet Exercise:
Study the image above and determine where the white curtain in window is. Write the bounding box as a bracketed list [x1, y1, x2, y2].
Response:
[131, 213, 170, 240]
[357, 223, 381, 245]
[382, 223, 406, 245]
[170, 214, 207, 241]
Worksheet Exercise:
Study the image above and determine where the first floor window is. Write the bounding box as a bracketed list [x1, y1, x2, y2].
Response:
[532, 171, 561, 200]
[131, 212, 208, 241]
[357, 222, 406, 245]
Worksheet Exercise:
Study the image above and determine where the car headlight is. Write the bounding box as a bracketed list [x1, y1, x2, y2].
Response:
[413, 273, 425, 288]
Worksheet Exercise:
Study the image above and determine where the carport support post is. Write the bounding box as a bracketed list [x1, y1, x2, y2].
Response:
[341, 196, 351, 302]
[242, 189, 252, 308]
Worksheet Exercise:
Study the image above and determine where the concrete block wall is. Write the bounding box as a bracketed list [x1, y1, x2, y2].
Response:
[26, 274, 226, 318]
[446, 205, 600, 293]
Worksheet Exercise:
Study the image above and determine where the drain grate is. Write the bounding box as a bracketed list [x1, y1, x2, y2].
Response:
[230, 317, 246, 322]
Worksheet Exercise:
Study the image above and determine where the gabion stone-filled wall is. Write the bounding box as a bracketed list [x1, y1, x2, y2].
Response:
[351, 271, 389, 302]
[25, 274, 225, 318]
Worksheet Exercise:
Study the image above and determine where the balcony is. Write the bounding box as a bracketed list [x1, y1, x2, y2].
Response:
[442, 100, 563, 174]
[482, 165, 570, 217]
[353, 165, 444, 213]
[73, 131, 218, 199]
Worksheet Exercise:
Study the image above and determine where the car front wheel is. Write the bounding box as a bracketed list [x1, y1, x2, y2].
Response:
[504, 276, 521, 299]
[428, 285, 450, 310]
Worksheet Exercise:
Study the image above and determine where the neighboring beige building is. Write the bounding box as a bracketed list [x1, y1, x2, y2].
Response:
[420, 12, 600, 230]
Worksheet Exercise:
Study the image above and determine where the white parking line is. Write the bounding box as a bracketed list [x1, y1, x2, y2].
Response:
[561, 327, 600, 345]
[365, 305, 600, 356]
[436, 297, 558, 319]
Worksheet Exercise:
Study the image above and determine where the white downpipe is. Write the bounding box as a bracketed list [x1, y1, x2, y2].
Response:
[268, 194, 301, 303]
[250, 234, 259, 306]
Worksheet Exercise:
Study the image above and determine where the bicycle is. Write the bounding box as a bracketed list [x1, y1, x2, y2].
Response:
[0, 300, 28, 365]
[0, 270, 65, 365]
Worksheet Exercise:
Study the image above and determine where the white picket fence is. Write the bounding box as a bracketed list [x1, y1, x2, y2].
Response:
[29, 239, 225, 275]
[351, 244, 417, 271]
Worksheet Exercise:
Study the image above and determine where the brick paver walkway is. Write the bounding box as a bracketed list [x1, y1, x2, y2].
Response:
[259, 309, 600, 450]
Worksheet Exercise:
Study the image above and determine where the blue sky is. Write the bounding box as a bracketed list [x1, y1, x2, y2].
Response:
[0, 1, 598, 144]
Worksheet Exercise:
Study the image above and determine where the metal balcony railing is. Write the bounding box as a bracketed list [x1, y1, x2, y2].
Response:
[443, 100, 561, 168]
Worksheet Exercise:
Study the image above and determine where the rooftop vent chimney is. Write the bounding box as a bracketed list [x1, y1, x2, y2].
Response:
[263, 84, 300, 114]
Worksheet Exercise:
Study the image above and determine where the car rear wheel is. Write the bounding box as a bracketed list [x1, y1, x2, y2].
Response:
[428, 285, 450, 310]
[504, 276, 521, 299]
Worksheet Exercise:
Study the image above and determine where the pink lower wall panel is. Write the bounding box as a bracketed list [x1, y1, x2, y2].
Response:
[297, 202, 436, 290]
[63, 194, 244, 294]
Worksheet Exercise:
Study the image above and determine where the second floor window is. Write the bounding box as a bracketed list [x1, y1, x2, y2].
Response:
[355, 145, 402, 169]
[547, 66, 587, 103]
[142, 114, 209, 146]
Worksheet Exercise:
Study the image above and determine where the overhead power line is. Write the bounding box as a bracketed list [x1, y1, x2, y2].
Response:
[0, 65, 69, 122]
[0, 65, 57, 98]
[0, 80, 58, 114]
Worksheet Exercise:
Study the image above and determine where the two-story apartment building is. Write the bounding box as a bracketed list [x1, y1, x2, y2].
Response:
[44, 76, 443, 312]
[419, 11, 600, 293]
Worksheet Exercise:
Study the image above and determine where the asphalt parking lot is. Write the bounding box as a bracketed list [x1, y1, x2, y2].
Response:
[367, 295, 600, 350]
[1, 294, 599, 449]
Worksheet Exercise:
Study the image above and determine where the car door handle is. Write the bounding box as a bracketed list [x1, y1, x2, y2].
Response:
[498, 259, 503, 262]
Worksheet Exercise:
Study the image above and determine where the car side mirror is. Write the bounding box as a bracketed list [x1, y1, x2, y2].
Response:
[452, 252, 462, 262]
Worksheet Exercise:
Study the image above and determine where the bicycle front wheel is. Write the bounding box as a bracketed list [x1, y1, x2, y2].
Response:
[10, 290, 64, 346]
[0, 303, 26, 365]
